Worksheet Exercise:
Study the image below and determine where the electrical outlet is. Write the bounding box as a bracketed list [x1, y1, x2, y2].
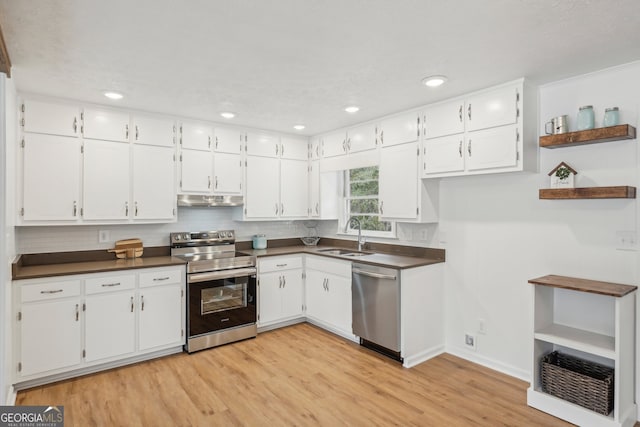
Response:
[98, 230, 110, 243]
[478, 318, 486, 335]
[420, 228, 428, 241]
[464, 333, 477, 351]
[616, 230, 637, 251]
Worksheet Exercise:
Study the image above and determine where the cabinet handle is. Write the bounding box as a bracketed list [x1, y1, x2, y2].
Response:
[215, 176, 218, 189]
[315, 203, 319, 215]
[347, 138, 351, 151]
[275, 144, 279, 156]
[40, 289, 63, 294]
[379, 201, 384, 215]
[125, 124, 129, 139]
[125, 201, 129, 216]
[342, 139, 347, 152]
[467, 104, 472, 121]
[130, 296, 134, 313]
[135, 201, 139, 216]
[468, 140, 472, 157]
[153, 277, 170, 281]
[325, 278, 329, 292]
[73, 201, 77, 217]
[459, 105, 463, 122]
[75, 304, 79, 321]
[459, 141, 463, 157]
[322, 278, 326, 291]
[276, 264, 288, 267]
[316, 145, 319, 157]
[280, 203, 284, 215]
[101, 282, 121, 287]
[417, 117, 420, 137]
[208, 136, 211, 148]
[135, 125, 139, 140]
[279, 276, 283, 288]
[215, 137, 219, 149]
[73, 117, 78, 133]
[275, 203, 279, 215]
[208, 176, 211, 189]
[380, 130, 384, 144]
[141, 295, 145, 311]
[282, 276, 286, 287]
[281, 144, 284, 156]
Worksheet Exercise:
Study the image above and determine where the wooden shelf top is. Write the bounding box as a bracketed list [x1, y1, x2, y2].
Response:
[539, 186, 636, 199]
[540, 124, 636, 148]
[528, 274, 637, 297]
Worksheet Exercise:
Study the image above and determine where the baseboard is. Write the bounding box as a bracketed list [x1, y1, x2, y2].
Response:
[257, 317, 305, 333]
[305, 318, 358, 343]
[402, 345, 445, 368]
[5, 385, 16, 405]
[445, 345, 530, 382]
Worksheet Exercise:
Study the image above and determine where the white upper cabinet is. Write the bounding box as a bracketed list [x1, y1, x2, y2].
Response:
[180, 121, 213, 151]
[346, 123, 377, 153]
[132, 145, 176, 221]
[379, 141, 419, 219]
[133, 115, 176, 147]
[22, 134, 81, 222]
[280, 136, 309, 160]
[246, 131, 280, 157]
[321, 130, 347, 158]
[280, 159, 308, 217]
[213, 127, 243, 154]
[83, 140, 130, 220]
[180, 149, 212, 194]
[82, 108, 130, 142]
[466, 125, 519, 171]
[22, 99, 80, 137]
[245, 155, 280, 218]
[213, 152, 242, 194]
[465, 85, 519, 132]
[423, 99, 464, 139]
[422, 134, 465, 176]
[380, 112, 419, 146]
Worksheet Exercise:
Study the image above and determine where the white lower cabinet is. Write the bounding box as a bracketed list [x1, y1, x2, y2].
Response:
[13, 266, 185, 386]
[304, 256, 353, 339]
[257, 256, 304, 328]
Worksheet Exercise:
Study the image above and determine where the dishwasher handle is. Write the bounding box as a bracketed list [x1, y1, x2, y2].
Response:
[352, 268, 396, 281]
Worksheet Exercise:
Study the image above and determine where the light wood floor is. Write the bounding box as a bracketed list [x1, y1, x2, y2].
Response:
[17, 323, 573, 426]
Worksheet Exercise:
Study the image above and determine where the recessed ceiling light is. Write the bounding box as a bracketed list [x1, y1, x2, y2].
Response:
[421, 75, 448, 87]
[345, 106, 360, 113]
[293, 125, 305, 130]
[220, 112, 236, 119]
[104, 91, 123, 100]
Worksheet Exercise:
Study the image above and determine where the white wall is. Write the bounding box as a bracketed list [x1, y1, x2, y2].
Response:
[440, 62, 639, 386]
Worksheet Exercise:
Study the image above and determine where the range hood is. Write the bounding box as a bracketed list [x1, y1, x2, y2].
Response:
[177, 194, 243, 207]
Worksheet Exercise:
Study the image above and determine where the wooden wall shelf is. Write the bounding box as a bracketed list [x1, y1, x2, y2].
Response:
[539, 124, 636, 148]
[528, 274, 637, 297]
[539, 186, 636, 199]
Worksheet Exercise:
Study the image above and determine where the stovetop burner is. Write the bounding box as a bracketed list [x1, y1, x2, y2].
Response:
[170, 230, 255, 273]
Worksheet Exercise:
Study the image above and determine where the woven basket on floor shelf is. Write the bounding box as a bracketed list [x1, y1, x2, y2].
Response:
[540, 351, 614, 415]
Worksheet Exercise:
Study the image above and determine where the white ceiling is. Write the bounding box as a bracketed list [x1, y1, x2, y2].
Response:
[1, 0, 639, 136]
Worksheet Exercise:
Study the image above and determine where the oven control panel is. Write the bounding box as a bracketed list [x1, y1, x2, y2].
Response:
[170, 230, 235, 246]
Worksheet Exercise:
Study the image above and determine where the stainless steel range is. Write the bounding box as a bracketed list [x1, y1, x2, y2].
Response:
[170, 230, 257, 353]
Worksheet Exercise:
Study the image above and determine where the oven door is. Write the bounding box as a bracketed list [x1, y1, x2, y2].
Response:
[187, 267, 257, 337]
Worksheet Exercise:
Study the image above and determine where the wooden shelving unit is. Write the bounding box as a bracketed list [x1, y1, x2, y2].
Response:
[539, 186, 636, 200]
[540, 124, 636, 148]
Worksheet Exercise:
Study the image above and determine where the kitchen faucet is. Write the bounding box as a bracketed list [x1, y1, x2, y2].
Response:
[345, 216, 365, 251]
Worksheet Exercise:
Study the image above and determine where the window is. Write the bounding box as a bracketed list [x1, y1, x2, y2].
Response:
[344, 166, 394, 237]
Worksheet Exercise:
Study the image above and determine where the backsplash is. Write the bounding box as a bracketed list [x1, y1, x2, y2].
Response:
[15, 207, 438, 254]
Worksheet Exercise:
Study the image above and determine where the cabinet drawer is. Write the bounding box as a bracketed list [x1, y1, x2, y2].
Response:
[305, 256, 351, 277]
[85, 274, 136, 295]
[21, 280, 81, 303]
[259, 256, 303, 273]
[139, 268, 183, 288]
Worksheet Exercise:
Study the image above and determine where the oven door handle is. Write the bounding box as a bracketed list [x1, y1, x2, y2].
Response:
[188, 267, 257, 283]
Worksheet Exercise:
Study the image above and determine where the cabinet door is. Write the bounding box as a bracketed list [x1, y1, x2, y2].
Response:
[83, 140, 130, 220]
[214, 127, 243, 154]
[347, 123, 377, 153]
[309, 160, 320, 217]
[133, 115, 176, 147]
[423, 135, 465, 176]
[280, 159, 308, 218]
[466, 125, 519, 172]
[280, 270, 303, 319]
[84, 292, 136, 362]
[321, 131, 347, 158]
[132, 145, 176, 220]
[245, 156, 279, 218]
[258, 272, 282, 325]
[83, 108, 130, 142]
[326, 273, 352, 333]
[380, 112, 419, 146]
[305, 269, 328, 321]
[22, 99, 80, 137]
[423, 99, 464, 139]
[246, 132, 279, 158]
[379, 142, 418, 219]
[23, 134, 81, 221]
[280, 136, 309, 160]
[139, 284, 183, 351]
[466, 85, 519, 132]
[180, 122, 213, 151]
[213, 152, 242, 194]
[180, 149, 212, 194]
[20, 299, 81, 376]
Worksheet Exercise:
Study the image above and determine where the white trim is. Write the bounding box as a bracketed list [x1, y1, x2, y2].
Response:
[445, 344, 530, 382]
[5, 385, 15, 406]
[402, 345, 445, 368]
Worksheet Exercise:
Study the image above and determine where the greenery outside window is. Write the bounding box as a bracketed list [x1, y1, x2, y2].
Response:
[344, 166, 394, 237]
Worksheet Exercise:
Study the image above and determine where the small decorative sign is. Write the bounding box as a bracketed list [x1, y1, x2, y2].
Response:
[548, 162, 577, 188]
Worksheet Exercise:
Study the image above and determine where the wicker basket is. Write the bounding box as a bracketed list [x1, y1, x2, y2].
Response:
[541, 351, 614, 415]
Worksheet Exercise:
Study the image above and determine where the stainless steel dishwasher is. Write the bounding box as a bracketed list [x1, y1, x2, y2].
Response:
[351, 263, 402, 361]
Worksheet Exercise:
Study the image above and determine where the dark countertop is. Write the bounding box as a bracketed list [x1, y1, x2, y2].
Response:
[12, 238, 445, 281]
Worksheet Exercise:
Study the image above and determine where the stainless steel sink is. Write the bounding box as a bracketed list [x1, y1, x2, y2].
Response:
[317, 248, 369, 257]
[342, 252, 368, 257]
